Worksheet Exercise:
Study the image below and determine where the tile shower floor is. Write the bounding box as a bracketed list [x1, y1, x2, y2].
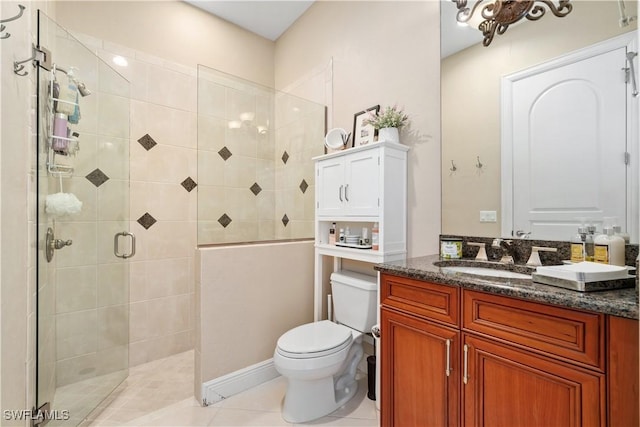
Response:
[88, 350, 379, 426]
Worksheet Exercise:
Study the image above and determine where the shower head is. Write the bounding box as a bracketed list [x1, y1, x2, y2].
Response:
[55, 65, 91, 96]
[76, 81, 91, 97]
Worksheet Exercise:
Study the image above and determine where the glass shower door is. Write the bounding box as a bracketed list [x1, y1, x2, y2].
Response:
[36, 11, 131, 426]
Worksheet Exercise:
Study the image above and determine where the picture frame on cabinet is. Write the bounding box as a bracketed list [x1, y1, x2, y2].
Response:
[352, 105, 379, 147]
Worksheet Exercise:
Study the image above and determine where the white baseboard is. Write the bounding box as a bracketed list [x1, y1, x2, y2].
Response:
[201, 359, 280, 406]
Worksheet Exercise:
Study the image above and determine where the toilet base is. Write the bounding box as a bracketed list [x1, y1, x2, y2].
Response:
[281, 375, 358, 423]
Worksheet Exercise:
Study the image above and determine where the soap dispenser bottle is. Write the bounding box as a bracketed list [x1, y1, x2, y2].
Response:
[594, 218, 625, 266]
[570, 227, 586, 263]
[585, 225, 596, 262]
[613, 225, 630, 244]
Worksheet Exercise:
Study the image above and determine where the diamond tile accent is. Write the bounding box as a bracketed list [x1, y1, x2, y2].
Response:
[218, 213, 232, 228]
[181, 177, 197, 192]
[137, 212, 157, 230]
[218, 146, 232, 161]
[281, 151, 289, 164]
[282, 214, 289, 227]
[250, 182, 262, 196]
[85, 168, 110, 187]
[299, 179, 308, 194]
[138, 134, 157, 151]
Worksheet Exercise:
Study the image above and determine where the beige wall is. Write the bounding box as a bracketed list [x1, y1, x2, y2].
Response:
[195, 241, 314, 400]
[55, 0, 275, 88]
[441, 0, 638, 237]
[275, 1, 442, 257]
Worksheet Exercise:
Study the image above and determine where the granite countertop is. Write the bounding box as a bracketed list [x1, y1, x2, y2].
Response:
[375, 255, 639, 320]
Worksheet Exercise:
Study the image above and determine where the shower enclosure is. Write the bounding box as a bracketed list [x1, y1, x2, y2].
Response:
[35, 11, 131, 425]
[197, 65, 326, 245]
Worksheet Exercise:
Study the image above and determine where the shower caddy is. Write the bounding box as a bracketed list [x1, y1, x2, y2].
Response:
[45, 64, 79, 177]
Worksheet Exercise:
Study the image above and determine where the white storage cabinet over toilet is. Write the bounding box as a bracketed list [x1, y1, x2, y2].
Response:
[313, 140, 409, 320]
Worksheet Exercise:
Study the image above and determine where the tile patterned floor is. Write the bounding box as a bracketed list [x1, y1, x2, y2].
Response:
[87, 350, 379, 427]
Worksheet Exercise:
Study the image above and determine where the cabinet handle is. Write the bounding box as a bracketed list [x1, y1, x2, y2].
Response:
[339, 184, 344, 202]
[463, 344, 469, 385]
[344, 184, 349, 201]
[445, 339, 451, 377]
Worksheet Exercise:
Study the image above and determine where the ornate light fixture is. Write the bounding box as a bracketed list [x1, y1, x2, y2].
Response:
[452, 0, 573, 46]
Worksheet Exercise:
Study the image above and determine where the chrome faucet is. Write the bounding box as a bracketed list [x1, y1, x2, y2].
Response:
[492, 238, 515, 264]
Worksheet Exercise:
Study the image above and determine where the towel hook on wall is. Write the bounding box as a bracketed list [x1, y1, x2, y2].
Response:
[0, 4, 26, 40]
[449, 160, 457, 173]
[13, 44, 50, 77]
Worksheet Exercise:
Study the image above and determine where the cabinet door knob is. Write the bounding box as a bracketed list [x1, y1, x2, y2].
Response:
[339, 184, 344, 202]
[344, 184, 350, 201]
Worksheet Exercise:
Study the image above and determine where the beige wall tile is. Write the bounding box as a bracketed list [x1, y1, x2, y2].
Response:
[198, 151, 225, 186]
[146, 257, 190, 299]
[56, 353, 98, 387]
[73, 132, 98, 177]
[146, 64, 197, 112]
[98, 135, 130, 181]
[56, 266, 98, 313]
[97, 93, 130, 139]
[56, 310, 98, 360]
[131, 101, 197, 149]
[129, 261, 147, 302]
[129, 302, 149, 343]
[97, 178, 129, 222]
[198, 80, 226, 118]
[98, 305, 129, 349]
[223, 155, 256, 189]
[98, 59, 130, 98]
[198, 115, 226, 153]
[98, 262, 129, 307]
[130, 142, 196, 185]
[54, 222, 97, 267]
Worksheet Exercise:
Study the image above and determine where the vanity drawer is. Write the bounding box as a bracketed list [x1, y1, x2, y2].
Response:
[463, 290, 605, 371]
[381, 273, 459, 327]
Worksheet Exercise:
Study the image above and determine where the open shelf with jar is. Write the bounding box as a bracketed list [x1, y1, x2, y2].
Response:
[313, 141, 408, 320]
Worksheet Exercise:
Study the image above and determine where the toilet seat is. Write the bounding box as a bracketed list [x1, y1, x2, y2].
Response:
[276, 320, 353, 359]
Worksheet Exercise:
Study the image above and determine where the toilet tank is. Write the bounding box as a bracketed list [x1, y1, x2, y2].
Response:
[330, 270, 378, 333]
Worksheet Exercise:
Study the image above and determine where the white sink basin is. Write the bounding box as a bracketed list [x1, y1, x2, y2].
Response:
[442, 266, 532, 279]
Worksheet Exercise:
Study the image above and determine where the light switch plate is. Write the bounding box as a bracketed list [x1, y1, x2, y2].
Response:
[480, 210, 497, 223]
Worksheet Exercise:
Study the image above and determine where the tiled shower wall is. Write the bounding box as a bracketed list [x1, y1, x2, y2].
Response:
[73, 34, 324, 367]
[72, 33, 198, 367]
[197, 67, 324, 244]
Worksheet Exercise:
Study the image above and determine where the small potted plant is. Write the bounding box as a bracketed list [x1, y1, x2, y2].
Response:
[364, 105, 409, 144]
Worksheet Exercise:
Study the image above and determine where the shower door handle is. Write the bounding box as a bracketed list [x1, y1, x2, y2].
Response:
[114, 231, 136, 259]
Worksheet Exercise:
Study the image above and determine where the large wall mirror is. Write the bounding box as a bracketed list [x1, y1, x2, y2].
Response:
[441, 0, 639, 243]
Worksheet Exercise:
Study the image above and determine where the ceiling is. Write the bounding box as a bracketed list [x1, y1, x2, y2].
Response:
[185, 0, 481, 55]
[440, 0, 483, 58]
[184, 0, 315, 41]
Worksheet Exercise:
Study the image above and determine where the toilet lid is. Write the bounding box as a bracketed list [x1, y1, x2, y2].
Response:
[277, 320, 353, 359]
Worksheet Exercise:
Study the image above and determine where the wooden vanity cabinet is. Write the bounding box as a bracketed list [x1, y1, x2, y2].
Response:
[380, 273, 638, 427]
[462, 334, 605, 427]
[380, 274, 460, 427]
[607, 315, 639, 427]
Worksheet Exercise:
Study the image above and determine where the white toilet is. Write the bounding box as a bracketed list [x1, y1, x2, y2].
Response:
[273, 270, 377, 423]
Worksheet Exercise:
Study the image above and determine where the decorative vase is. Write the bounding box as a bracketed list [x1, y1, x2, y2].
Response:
[378, 127, 399, 143]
